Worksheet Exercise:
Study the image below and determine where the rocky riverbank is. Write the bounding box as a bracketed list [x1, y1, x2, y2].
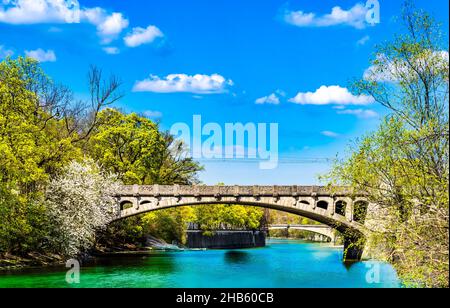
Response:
[0, 252, 65, 270]
[0, 235, 178, 271]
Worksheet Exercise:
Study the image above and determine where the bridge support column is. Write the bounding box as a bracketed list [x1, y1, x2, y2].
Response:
[328, 195, 336, 216]
[343, 235, 365, 261]
[329, 230, 337, 244]
[345, 200, 354, 222]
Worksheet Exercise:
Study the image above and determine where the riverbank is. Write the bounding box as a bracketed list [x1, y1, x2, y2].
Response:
[0, 253, 65, 271]
[0, 235, 180, 271]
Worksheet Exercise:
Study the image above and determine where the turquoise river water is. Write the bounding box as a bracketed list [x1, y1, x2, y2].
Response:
[0, 239, 401, 288]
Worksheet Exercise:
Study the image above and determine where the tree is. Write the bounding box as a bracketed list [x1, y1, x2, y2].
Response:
[87, 108, 165, 184]
[151, 132, 204, 185]
[0, 57, 124, 257]
[45, 159, 121, 257]
[193, 204, 264, 234]
[141, 207, 196, 245]
[0, 58, 123, 195]
[0, 57, 80, 194]
[87, 108, 203, 185]
[87, 108, 203, 247]
[0, 184, 49, 255]
[326, 1, 449, 287]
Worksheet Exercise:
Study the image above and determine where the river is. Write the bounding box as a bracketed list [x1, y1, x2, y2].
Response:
[0, 239, 401, 288]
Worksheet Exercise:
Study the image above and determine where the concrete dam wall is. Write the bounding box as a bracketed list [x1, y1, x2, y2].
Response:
[186, 230, 266, 249]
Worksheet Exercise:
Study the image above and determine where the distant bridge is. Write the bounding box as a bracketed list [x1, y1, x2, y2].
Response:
[115, 185, 371, 260]
[268, 224, 336, 242]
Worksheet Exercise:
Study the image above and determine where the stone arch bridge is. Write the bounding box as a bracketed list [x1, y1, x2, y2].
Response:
[115, 185, 371, 260]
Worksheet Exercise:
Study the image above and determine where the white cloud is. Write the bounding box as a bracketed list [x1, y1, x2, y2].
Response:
[25, 48, 56, 62]
[0, 1, 129, 43]
[124, 25, 163, 47]
[321, 131, 340, 138]
[143, 110, 162, 118]
[255, 93, 280, 105]
[337, 108, 378, 119]
[96, 12, 128, 43]
[81, 8, 128, 44]
[357, 35, 370, 45]
[0, 45, 14, 58]
[0, 0, 80, 24]
[133, 73, 233, 94]
[284, 3, 368, 29]
[102, 46, 119, 55]
[289, 85, 374, 105]
[284, 11, 315, 27]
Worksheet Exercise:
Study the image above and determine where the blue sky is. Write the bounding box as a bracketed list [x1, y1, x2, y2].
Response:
[1, 0, 449, 185]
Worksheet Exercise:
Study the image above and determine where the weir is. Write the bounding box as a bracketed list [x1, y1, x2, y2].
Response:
[186, 230, 266, 249]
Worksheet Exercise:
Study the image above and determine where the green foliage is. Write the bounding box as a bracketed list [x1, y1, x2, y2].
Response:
[192, 204, 264, 234]
[0, 57, 204, 257]
[266, 209, 319, 225]
[87, 108, 203, 246]
[87, 108, 165, 184]
[0, 57, 87, 257]
[87, 109, 203, 185]
[325, 2, 449, 287]
[0, 184, 49, 255]
[141, 207, 195, 244]
[0, 57, 82, 194]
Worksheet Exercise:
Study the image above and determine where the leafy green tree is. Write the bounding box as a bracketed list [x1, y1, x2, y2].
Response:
[193, 204, 264, 235]
[0, 57, 123, 257]
[87, 109, 203, 185]
[87, 108, 203, 247]
[0, 57, 81, 194]
[0, 184, 49, 255]
[151, 132, 204, 185]
[0, 59, 121, 193]
[87, 108, 165, 184]
[141, 207, 196, 245]
[325, 2, 448, 287]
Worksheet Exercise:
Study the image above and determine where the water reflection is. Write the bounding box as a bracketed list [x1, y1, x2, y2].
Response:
[343, 260, 360, 270]
[224, 251, 250, 264]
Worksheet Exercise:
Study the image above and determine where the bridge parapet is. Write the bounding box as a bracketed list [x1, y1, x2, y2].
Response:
[117, 185, 360, 197]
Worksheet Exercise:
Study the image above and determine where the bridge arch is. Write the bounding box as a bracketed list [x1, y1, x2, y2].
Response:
[114, 199, 367, 238]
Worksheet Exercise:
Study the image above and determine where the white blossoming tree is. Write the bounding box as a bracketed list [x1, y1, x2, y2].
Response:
[46, 159, 121, 257]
